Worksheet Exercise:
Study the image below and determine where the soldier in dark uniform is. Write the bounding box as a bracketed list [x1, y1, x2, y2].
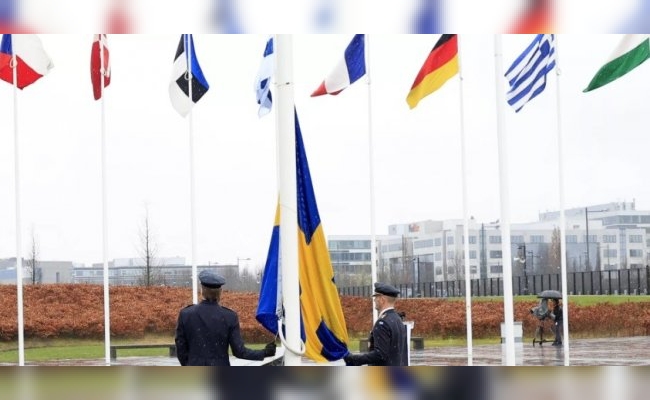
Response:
[175, 270, 276, 366]
[343, 282, 408, 366]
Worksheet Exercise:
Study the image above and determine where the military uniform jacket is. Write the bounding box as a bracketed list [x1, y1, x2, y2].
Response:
[175, 300, 265, 366]
[352, 308, 408, 366]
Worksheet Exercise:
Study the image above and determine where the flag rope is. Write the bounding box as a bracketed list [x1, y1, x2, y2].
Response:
[277, 316, 306, 356]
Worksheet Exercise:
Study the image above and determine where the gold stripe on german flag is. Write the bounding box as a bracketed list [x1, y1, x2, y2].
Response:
[406, 34, 459, 109]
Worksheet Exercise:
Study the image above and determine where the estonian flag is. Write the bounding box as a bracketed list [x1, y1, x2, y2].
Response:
[311, 34, 365, 97]
[406, 34, 458, 109]
[90, 34, 111, 100]
[0, 34, 53, 89]
[169, 34, 209, 117]
[256, 110, 349, 363]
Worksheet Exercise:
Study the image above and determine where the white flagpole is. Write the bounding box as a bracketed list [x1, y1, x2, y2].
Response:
[99, 34, 112, 366]
[554, 36, 570, 365]
[187, 35, 198, 305]
[12, 51, 25, 367]
[275, 35, 301, 365]
[493, 35, 516, 366]
[364, 35, 378, 323]
[457, 36, 473, 365]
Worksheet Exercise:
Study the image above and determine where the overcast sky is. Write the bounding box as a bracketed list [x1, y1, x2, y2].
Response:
[0, 34, 648, 270]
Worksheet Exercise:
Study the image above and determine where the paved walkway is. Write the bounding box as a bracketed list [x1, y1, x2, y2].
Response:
[2, 337, 648, 366]
[411, 336, 650, 366]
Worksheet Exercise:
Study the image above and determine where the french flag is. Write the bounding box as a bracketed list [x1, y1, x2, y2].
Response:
[311, 34, 366, 97]
[0, 34, 53, 89]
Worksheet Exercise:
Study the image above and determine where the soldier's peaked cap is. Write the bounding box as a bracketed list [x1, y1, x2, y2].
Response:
[373, 282, 400, 297]
[199, 270, 226, 288]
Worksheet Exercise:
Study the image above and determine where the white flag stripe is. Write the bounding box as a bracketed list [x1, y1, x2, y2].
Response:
[254, 36, 274, 118]
[504, 34, 556, 112]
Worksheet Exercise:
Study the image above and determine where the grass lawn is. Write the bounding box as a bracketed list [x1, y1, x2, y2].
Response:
[0, 335, 267, 363]
[1, 336, 496, 362]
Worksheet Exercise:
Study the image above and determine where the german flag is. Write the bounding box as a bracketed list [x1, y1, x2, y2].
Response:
[406, 34, 458, 109]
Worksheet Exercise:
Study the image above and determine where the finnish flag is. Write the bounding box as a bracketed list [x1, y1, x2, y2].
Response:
[254, 36, 274, 118]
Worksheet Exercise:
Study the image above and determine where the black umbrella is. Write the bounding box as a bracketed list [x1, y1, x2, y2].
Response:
[537, 290, 562, 299]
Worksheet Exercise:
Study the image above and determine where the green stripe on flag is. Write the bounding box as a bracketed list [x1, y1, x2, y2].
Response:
[584, 38, 650, 92]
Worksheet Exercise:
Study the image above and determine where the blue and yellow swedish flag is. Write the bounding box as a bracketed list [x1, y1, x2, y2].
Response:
[256, 110, 349, 362]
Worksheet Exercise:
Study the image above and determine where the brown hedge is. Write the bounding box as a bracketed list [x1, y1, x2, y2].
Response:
[1, 285, 649, 342]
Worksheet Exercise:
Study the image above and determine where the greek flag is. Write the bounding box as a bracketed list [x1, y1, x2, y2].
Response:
[505, 34, 556, 112]
[254, 36, 274, 118]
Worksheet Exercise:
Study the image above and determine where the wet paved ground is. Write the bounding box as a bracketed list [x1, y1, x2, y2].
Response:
[3, 336, 648, 366]
[410, 336, 650, 366]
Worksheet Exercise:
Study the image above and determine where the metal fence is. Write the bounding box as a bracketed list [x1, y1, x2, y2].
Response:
[338, 267, 650, 298]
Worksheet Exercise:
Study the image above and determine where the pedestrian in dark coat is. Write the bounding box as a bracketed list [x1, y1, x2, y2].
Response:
[551, 298, 563, 346]
[175, 270, 276, 366]
[343, 282, 408, 366]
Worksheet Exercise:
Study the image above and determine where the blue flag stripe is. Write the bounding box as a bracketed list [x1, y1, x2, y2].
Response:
[343, 34, 366, 85]
[505, 34, 556, 112]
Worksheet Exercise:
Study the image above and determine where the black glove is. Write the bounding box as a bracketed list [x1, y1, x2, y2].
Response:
[343, 354, 359, 366]
[263, 342, 276, 357]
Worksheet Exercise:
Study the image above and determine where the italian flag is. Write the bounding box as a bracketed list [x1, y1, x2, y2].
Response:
[584, 34, 650, 92]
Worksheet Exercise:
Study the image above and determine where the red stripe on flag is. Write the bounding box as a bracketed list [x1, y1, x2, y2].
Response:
[410, 34, 458, 90]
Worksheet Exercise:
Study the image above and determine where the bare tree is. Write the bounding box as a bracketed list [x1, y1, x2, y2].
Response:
[26, 227, 41, 284]
[447, 250, 464, 280]
[137, 206, 164, 286]
[549, 227, 562, 272]
[235, 267, 262, 292]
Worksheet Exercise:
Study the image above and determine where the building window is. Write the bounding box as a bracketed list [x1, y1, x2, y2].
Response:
[603, 235, 617, 243]
[468, 236, 477, 244]
[434, 238, 442, 247]
[489, 250, 502, 259]
[604, 249, 617, 258]
[630, 249, 643, 258]
[435, 267, 443, 275]
[470, 265, 477, 274]
[388, 243, 402, 252]
[490, 265, 503, 274]
[583, 234, 597, 243]
[328, 240, 371, 250]
[446, 236, 454, 245]
[447, 250, 455, 259]
[629, 235, 643, 243]
[511, 235, 524, 244]
[530, 235, 544, 243]
[566, 235, 577, 243]
[435, 253, 442, 261]
[469, 250, 477, 259]
[414, 239, 434, 249]
[489, 235, 501, 244]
